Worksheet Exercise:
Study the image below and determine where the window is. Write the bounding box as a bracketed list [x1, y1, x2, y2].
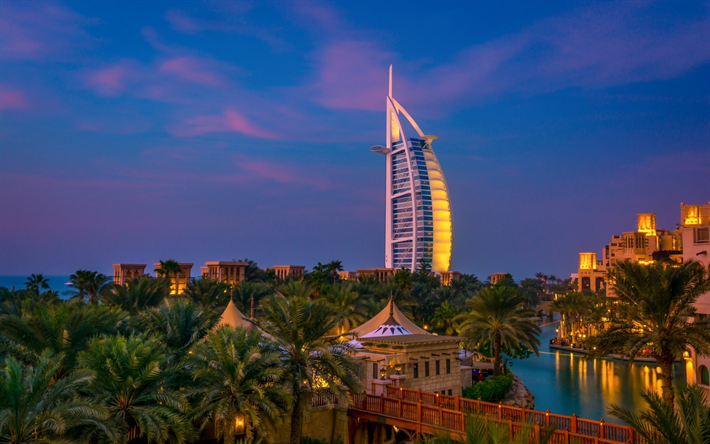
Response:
[448, 389, 452, 396]
[695, 227, 709, 244]
[372, 363, 377, 379]
[446, 359, 451, 374]
[435, 360, 440, 376]
[425, 361, 430, 377]
[700, 365, 710, 386]
[413, 363, 419, 379]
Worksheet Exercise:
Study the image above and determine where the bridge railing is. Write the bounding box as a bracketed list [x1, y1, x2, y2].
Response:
[351, 385, 642, 444]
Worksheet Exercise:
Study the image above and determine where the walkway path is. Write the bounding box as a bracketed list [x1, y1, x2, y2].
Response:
[348, 385, 643, 444]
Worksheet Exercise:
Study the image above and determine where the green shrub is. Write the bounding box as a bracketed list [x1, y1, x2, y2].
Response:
[462, 372, 514, 403]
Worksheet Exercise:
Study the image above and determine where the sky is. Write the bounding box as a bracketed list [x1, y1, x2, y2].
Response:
[1, 1, 709, 280]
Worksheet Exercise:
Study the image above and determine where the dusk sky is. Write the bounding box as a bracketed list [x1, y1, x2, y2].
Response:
[1, 1, 709, 279]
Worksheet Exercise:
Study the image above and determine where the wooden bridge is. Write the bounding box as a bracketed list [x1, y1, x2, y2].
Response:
[344, 385, 643, 444]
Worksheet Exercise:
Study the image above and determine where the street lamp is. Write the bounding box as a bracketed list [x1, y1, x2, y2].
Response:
[235, 414, 245, 435]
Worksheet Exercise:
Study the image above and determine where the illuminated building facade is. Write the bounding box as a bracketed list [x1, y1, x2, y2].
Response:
[576, 212, 682, 296]
[680, 202, 710, 393]
[371, 66, 453, 273]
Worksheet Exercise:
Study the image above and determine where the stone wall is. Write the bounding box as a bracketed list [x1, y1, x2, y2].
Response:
[500, 375, 535, 409]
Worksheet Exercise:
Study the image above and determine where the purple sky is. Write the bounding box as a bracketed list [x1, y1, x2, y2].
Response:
[1, 1, 709, 279]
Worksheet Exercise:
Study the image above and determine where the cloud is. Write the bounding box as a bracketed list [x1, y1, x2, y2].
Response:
[171, 109, 278, 139]
[0, 2, 91, 60]
[0, 86, 30, 110]
[164, 7, 287, 50]
[308, 3, 710, 113]
[159, 57, 224, 87]
[230, 158, 332, 190]
[84, 61, 133, 97]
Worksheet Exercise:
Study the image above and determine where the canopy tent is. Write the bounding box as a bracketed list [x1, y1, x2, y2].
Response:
[349, 297, 429, 338]
[218, 299, 254, 330]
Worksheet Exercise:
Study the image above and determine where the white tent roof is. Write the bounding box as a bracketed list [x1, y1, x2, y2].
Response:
[218, 300, 252, 329]
[350, 298, 429, 337]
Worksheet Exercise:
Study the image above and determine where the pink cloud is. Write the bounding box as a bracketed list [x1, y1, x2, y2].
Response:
[231, 158, 331, 190]
[160, 57, 224, 87]
[309, 4, 710, 113]
[0, 86, 30, 111]
[84, 62, 132, 97]
[0, 2, 90, 60]
[172, 109, 278, 139]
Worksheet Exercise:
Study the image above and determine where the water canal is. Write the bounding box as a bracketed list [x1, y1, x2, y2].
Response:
[510, 320, 688, 425]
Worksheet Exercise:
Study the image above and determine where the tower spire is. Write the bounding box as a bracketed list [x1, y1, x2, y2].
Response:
[388, 64, 393, 97]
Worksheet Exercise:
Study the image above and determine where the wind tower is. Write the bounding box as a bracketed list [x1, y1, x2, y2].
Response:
[371, 66, 453, 273]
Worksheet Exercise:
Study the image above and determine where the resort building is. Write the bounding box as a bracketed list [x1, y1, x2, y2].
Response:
[371, 66, 453, 274]
[200, 261, 248, 285]
[349, 298, 471, 396]
[680, 202, 710, 393]
[440, 270, 460, 286]
[489, 273, 508, 285]
[339, 270, 358, 281]
[576, 212, 682, 296]
[356, 268, 394, 282]
[153, 262, 192, 295]
[272, 265, 306, 280]
[112, 263, 146, 286]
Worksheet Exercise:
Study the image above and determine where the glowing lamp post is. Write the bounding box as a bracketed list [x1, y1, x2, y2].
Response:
[394, 363, 402, 375]
[235, 414, 245, 435]
[379, 367, 387, 380]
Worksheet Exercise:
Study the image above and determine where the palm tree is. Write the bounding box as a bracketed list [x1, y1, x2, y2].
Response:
[99, 276, 169, 315]
[0, 303, 126, 372]
[182, 277, 231, 309]
[585, 261, 710, 405]
[430, 301, 460, 336]
[457, 286, 541, 376]
[189, 327, 290, 442]
[419, 414, 555, 444]
[231, 282, 273, 315]
[254, 295, 362, 444]
[155, 259, 183, 295]
[550, 292, 592, 339]
[321, 284, 367, 334]
[78, 334, 196, 443]
[324, 260, 343, 286]
[276, 280, 315, 300]
[609, 384, 710, 444]
[24, 274, 49, 296]
[0, 352, 113, 444]
[68, 270, 112, 304]
[138, 299, 218, 361]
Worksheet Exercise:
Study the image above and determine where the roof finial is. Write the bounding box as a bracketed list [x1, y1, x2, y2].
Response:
[250, 296, 255, 320]
[388, 64, 393, 98]
[389, 293, 394, 317]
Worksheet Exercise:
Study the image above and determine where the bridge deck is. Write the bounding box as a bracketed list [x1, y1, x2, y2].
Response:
[346, 385, 643, 444]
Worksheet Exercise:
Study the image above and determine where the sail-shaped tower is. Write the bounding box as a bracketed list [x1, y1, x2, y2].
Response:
[371, 66, 453, 273]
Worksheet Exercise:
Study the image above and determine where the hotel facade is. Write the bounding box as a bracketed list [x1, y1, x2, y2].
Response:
[371, 66, 453, 273]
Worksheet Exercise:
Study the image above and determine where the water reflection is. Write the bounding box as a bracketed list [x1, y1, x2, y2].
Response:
[510, 322, 686, 424]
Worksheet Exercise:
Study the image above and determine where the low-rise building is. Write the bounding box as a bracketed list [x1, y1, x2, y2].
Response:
[201, 261, 248, 285]
[339, 271, 358, 281]
[112, 264, 146, 286]
[440, 270, 461, 286]
[356, 268, 394, 282]
[489, 273, 508, 285]
[153, 262, 192, 295]
[681, 202, 710, 394]
[273, 265, 306, 280]
[577, 212, 682, 296]
[349, 299, 470, 396]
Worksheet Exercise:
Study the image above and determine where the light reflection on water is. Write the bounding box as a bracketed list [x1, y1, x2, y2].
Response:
[510, 322, 686, 425]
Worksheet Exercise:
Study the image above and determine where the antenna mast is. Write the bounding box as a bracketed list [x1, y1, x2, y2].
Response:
[389, 64, 393, 97]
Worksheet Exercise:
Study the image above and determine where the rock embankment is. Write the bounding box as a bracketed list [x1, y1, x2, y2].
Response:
[500, 375, 534, 409]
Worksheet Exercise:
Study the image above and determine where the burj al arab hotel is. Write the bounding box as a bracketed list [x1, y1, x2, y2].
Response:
[371, 66, 453, 273]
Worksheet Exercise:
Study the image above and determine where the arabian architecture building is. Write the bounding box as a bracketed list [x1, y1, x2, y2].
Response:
[371, 66, 453, 273]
